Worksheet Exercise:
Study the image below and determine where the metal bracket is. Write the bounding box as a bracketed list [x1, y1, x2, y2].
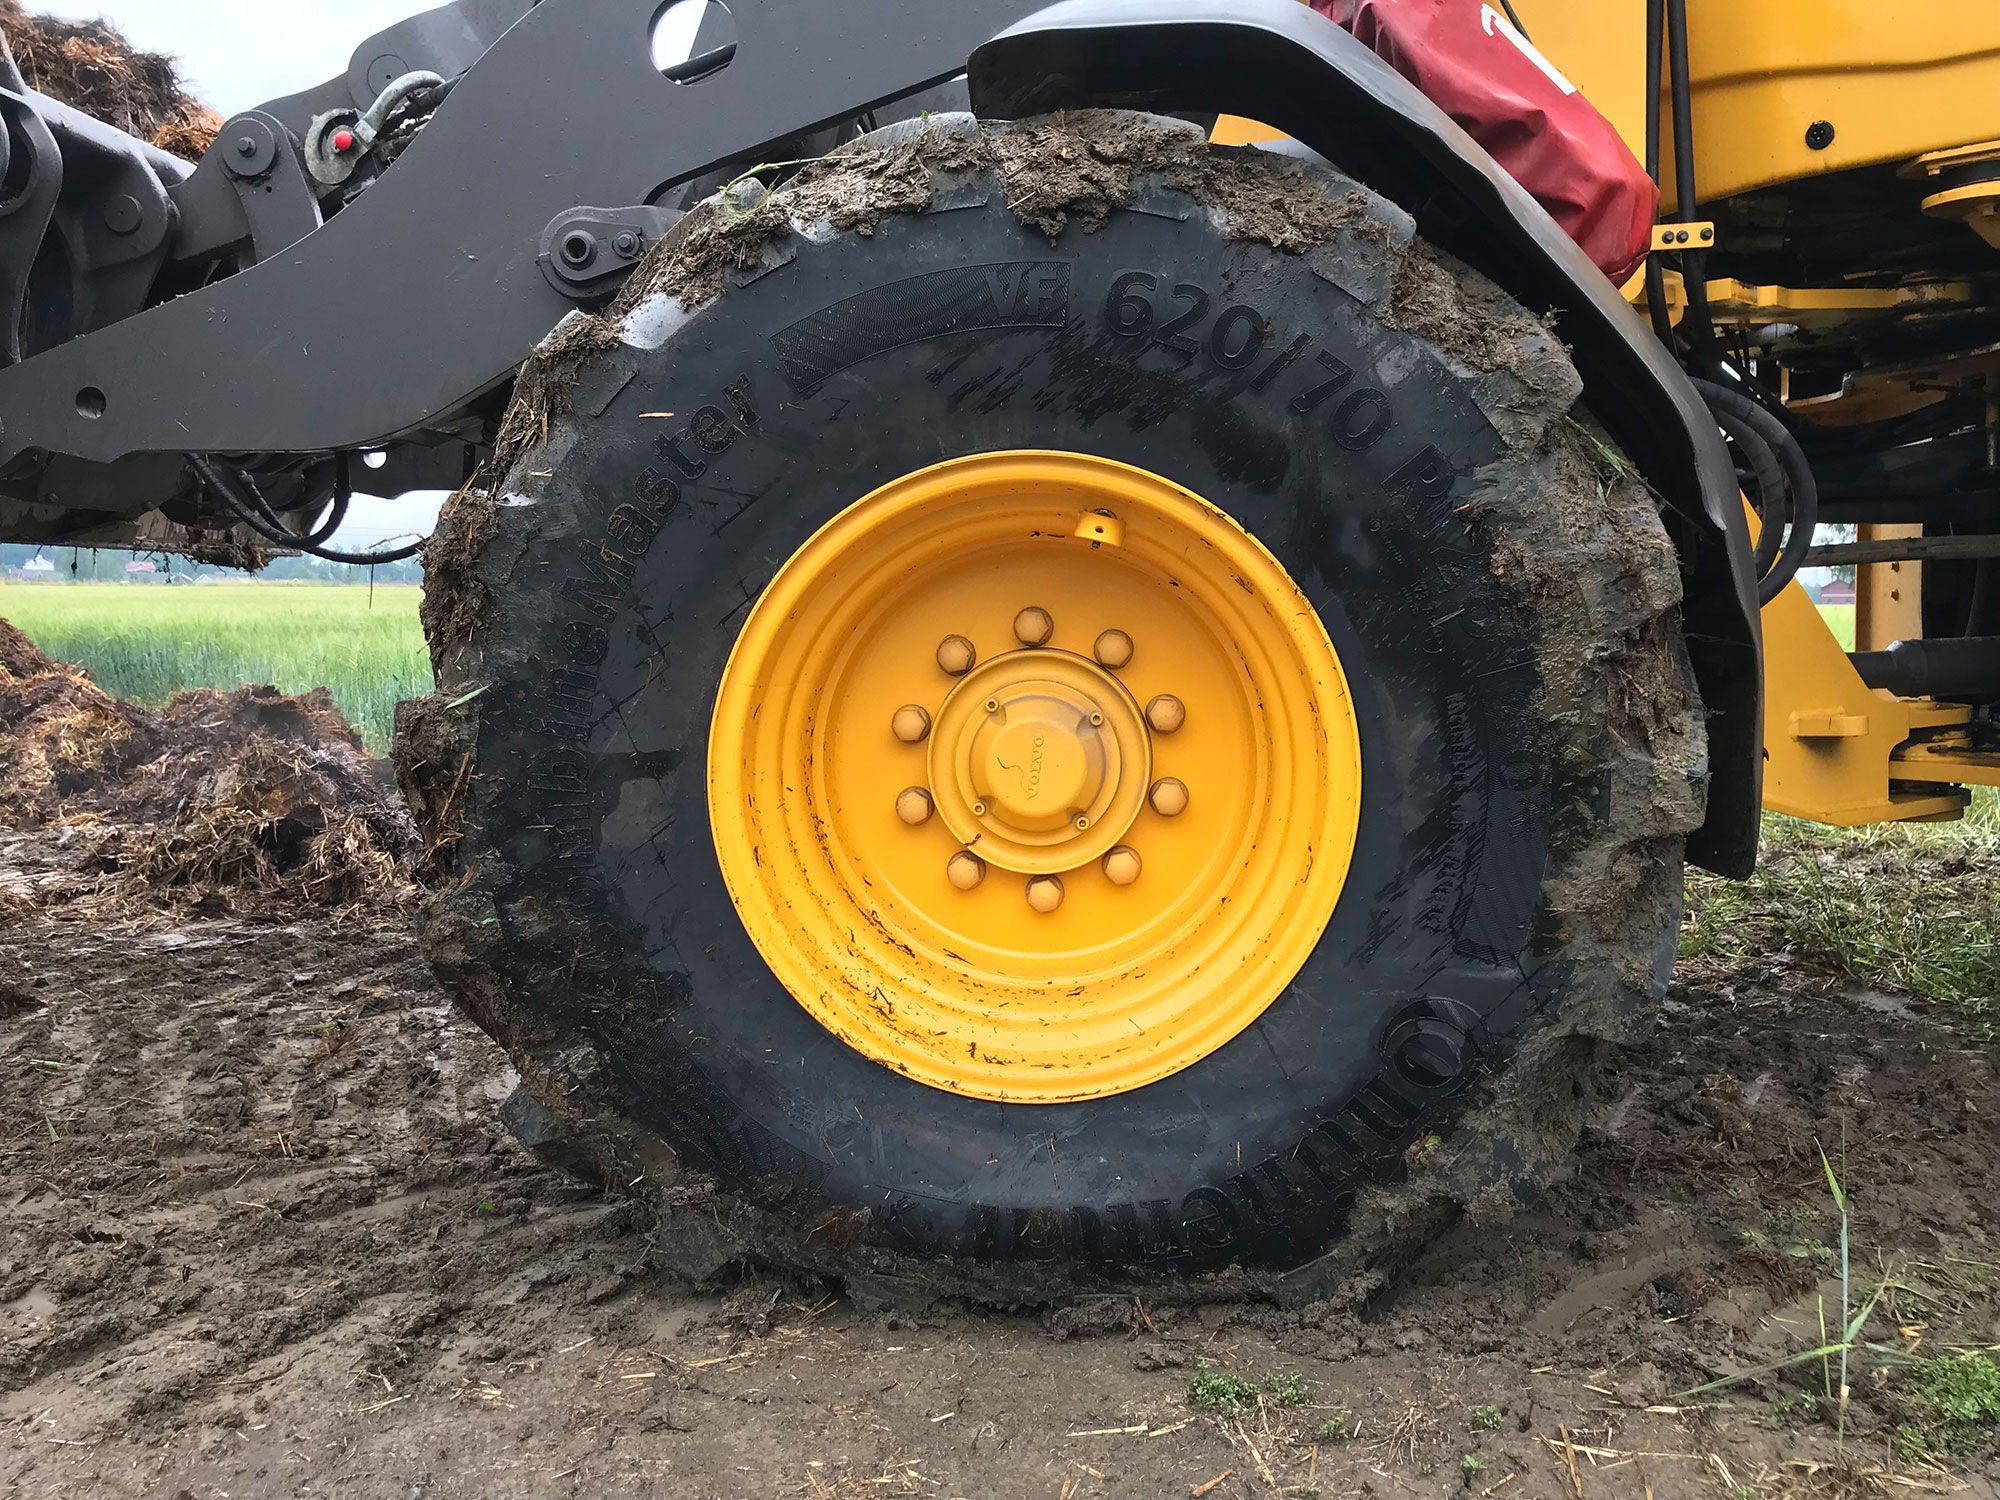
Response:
[170, 111, 324, 265]
[0, 78, 62, 367]
[1650, 219, 1714, 249]
[538, 205, 682, 301]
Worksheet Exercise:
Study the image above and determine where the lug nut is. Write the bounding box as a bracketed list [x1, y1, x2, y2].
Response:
[1101, 846, 1142, 886]
[937, 635, 976, 676]
[1145, 694, 1186, 734]
[891, 704, 932, 744]
[1149, 777, 1189, 817]
[1025, 874, 1065, 913]
[947, 850, 986, 890]
[895, 787, 934, 826]
[1093, 629, 1134, 669]
[1013, 605, 1054, 647]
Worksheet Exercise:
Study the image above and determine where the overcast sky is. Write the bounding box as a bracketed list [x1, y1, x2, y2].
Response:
[37, 0, 473, 545]
[37, 0, 436, 115]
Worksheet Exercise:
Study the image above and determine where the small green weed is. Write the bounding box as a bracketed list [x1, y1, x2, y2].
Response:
[1461, 1454, 1485, 1476]
[1769, 1391, 1823, 1426]
[1894, 1423, 1930, 1460]
[1267, 1371, 1311, 1407]
[1469, 1404, 1503, 1432]
[1317, 1412, 1350, 1442]
[1188, 1370, 1257, 1411]
[1916, 1351, 2000, 1450]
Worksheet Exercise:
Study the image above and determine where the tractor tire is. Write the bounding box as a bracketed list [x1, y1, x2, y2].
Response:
[397, 111, 1707, 1307]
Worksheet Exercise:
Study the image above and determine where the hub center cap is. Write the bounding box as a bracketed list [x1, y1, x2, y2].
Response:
[929, 652, 1151, 875]
[980, 696, 1095, 827]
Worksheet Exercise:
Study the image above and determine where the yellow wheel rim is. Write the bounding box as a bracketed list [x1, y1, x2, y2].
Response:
[708, 451, 1363, 1103]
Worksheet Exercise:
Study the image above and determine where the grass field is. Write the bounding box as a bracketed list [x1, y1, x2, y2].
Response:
[0, 580, 428, 751]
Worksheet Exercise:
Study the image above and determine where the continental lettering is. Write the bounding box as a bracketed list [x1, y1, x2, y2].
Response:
[688, 403, 737, 454]
[723, 373, 759, 429]
[526, 369, 760, 868]
[559, 622, 607, 666]
[652, 427, 707, 479]
[632, 466, 682, 519]
[603, 504, 661, 554]
[559, 543, 634, 620]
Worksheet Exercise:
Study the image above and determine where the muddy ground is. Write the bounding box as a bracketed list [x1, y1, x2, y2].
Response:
[2, 627, 1997, 1500]
[3, 842, 1996, 1500]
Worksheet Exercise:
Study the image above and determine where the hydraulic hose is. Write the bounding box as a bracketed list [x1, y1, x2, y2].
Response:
[1691, 379, 1818, 602]
[188, 454, 425, 565]
[1665, 0, 1721, 376]
[1641, 0, 1675, 347]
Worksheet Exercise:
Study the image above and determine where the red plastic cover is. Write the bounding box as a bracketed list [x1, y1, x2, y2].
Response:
[1310, 0, 1657, 282]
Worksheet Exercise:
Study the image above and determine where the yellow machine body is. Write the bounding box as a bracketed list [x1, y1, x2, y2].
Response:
[1511, 0, 2000, 826]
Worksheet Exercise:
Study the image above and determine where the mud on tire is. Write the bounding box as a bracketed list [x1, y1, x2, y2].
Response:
[396, 111, 1707, 1306]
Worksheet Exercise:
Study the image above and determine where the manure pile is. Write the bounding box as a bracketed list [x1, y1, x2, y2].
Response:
[0, 618, 416, 912]
[0, 0, 219, 157]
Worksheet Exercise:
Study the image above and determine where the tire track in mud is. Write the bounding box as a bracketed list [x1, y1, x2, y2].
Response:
[2, 891, 1996, 1497]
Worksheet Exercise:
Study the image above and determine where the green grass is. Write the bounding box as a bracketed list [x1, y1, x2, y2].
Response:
[1188, 1370, 1257, 1411]
[1683, 793, 2000, 1026]
[1, 580, 428, 752]
[1818, 602, 1855, 650]
[1917, 1352, 2000, 1450]
[1682, 596, 2000, 1028]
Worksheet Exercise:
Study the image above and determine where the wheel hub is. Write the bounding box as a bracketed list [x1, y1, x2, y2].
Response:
[707, 450, 1363, 1103]
[930, 652, 1151, 872]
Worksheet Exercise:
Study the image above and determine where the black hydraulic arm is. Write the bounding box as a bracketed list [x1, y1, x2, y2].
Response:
[0, 0, 1039, 467]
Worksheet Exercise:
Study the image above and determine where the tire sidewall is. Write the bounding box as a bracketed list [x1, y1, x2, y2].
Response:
[464, 187, 1592, 1273]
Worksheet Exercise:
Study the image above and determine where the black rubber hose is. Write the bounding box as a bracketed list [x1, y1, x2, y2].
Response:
[1715, 403, 1790, 577]
[1665, 0, 1720, 376]
[301, 489, 351, 547]
[1691, 379, 1818, 602]
[298, 453, 355, 547]
[188, 454, 425, 565]
[1641, 0, 1674, 347]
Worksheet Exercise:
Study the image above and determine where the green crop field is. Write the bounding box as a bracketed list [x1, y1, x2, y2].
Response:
[0, 580, 429, 751]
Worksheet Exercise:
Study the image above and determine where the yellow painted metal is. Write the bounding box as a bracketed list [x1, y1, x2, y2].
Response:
[1209, 115, 1284, 147]
[1633, 271, 1977, 331]
[1515, 0, 2000, 203]
[1649, 221, 1714, 251]
[1889, 735, 2000, 790]
[1854, 524, 1924, 654]
[1510, 0, 1649, 155]
[1759, 578, 1967, 826]
[707, 451, 1363, 1103]
[1916, 180, 2000, 250]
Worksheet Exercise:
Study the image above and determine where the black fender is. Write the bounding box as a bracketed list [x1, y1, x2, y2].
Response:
[971, 0, 1760, 876]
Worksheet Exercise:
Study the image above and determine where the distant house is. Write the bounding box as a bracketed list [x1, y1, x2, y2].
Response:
[123, 559, 156, 580]
[1819, 578, 1855, 606]
[19, 554, 54, 577]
